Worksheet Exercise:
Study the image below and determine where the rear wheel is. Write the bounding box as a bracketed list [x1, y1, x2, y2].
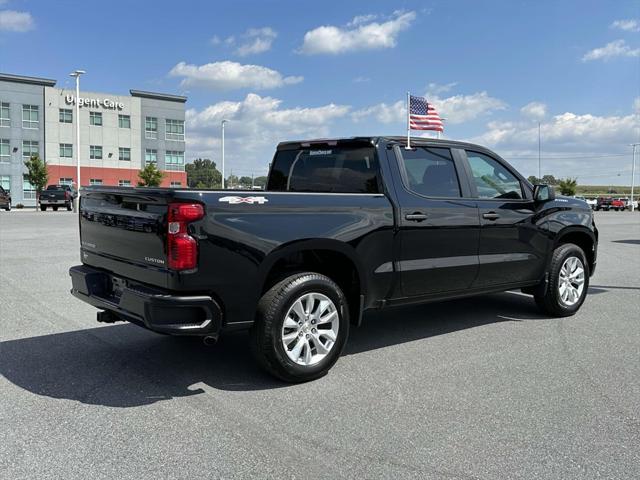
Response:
[4, 205, 10, 211]
[66, 203, 72, 211]
[53, 206, 59, 211]
[250, 272, 349, 382]
[40, 205, 46, 211]
[534, 243, 589, 317]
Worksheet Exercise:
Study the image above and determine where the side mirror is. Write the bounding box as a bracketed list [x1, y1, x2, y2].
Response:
[533, 184, 555, 202]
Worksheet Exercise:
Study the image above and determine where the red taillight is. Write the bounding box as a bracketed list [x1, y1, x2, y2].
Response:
[167, 203, 205, 270]
[65, 191, 70, 200]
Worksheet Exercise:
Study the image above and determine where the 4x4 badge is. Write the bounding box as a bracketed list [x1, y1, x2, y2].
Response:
[219, 196, 268, 205]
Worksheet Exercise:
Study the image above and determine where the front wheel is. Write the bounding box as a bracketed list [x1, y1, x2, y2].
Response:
[40, 205, 46, 211]
[534, 243, 589, 317]
[250, 272, 350, 382]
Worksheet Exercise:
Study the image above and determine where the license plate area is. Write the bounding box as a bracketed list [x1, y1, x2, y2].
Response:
[111, 276, 127, 300]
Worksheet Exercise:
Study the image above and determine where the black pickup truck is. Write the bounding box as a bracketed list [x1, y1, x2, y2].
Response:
[40, 184, 75, 211]
[70, 137, 598, 382]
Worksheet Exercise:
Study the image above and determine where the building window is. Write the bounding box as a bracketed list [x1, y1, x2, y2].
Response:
[118, 114, 131, 129]
[0, 102, 9, 127]
[145, 116, 158, 139]
[1, 175, 10, 192]
[22, 140, 39, 161]
[90, 145, 103, 160]
[144, 148, 157, 165]
[165, 150, 184, 171]
[59, 177, 73, 186]
[165, 119, 185, 141]
[90, 179, 103, 186]
[59, 108, 73, 123]
[23, 175, 36, 199]
[118, 147, 131, 161]
[89, 111, 103, 126]
[60, 143, 73, 158]
[22, 105, 39, 129]
[118, 179, 131, 187]
[0, 139, 9, 162]
[170, 181, 182, 187]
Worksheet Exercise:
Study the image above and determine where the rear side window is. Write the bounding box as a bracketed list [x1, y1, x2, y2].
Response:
[399, 147, 461, 197]
[465, 151, 523, 200]
[267, 146, 380, 193]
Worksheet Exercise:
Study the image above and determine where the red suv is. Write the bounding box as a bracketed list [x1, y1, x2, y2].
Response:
[0, 185, 11, 211]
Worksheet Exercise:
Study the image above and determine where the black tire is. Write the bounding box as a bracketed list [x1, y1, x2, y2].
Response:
[250, 272, 350, 383]
[534, 243, 589, 317]
[40, 205, 46, 211]
[66, 203, 72, 211]
[52, 206, 59, 211]
[4, 205, 9, 211]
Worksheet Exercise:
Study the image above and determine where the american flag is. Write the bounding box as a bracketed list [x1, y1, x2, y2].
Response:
[409, 95, 444, 132]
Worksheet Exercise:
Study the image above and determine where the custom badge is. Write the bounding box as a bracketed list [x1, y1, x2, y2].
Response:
[218, 196, 269, 205]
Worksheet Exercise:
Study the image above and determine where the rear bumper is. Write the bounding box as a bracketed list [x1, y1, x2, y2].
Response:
[69, 265, 223, 336]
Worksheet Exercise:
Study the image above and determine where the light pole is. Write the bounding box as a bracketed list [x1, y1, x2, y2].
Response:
[221, 119, 228, 189]
[69, 70, 85, 211]
[630, 143, 639, 212]
[538, 121, 541, 180]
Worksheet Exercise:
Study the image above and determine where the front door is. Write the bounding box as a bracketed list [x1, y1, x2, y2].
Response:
[463, 150, 547, 287]
[392, 146, 480, 297]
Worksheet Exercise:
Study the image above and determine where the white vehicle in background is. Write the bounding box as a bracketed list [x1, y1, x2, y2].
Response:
[574, 196, 596, 210]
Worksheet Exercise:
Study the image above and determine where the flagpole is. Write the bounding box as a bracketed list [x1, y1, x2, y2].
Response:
[406, 91, 411, 149]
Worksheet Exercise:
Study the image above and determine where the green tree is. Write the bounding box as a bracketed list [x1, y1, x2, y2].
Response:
[527, 175, 540, 184]
[185, 158, 222, 188]
[137, 163, 165, 187]
[253, 176, 268, 189]
[542, 174, 557, 185]
[226, 174, 239, 188]
[24, 154, 48, 207]
[239, 176, 253, 187]
[558, 177, 578, 196]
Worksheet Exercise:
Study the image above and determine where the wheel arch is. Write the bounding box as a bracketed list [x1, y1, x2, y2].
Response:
[258, 239, 367, 326]
[553, 226, 596, 274]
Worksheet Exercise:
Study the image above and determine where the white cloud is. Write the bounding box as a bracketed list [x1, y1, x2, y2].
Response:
[426, 82, 458, 95]
[185, 93, 350, 174]
[634, 97, 640, 113]
[169, 61, 303, 90]
[352, 76, 371, 83]
[235, 27, 277, 56]
[611, 19, 640, 32]
[299, 10, 416, 55]
[582, 39, 640, 61]
[520, 101, 547, 120]
[0, 10, 34, 32]
[352, 90, 506, 125]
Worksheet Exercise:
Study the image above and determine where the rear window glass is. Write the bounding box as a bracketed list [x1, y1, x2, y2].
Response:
[267, 146, 380, 193]
[399, 147, 461, 198]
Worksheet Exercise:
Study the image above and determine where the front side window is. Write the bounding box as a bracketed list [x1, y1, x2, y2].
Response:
[89, 111, 102, 126]
[145, 148, 157, 165]
[23, 175, 36, 199]
[399, 147, 461, 197]
[118, 179, 131, 187]
[90, 178, 103, 185]
[466, 151, 523, 200]
[60, 143, 73, 158]
[165, 150, 184, 170]
[0, 139, 9, 162]
[267, 145, 380, 193]
[22, 140, 39, 161]
[1, 175, 10, 192]
[0, 102, 9, 127]
[59, 177, 73, 185]
[22, 105, 39, 129]
[118, 147, 131, 161]
[145, 116, 157, 139]
[165, 119, 185, 141]
[118, 114, 130, 128]
[90, 145, 102, 160]
[59, 108, 73, 123]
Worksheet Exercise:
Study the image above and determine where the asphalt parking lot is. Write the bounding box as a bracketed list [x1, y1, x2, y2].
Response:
[1, 210, 639, 479]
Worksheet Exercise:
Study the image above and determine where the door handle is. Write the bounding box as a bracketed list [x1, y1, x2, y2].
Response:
[405, 212, 428, 222]
[482, 212, 500, 220]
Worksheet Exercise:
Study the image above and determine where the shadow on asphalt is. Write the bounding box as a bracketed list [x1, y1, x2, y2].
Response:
[2, 292, 550, 407]
[612, 239, 640, 245]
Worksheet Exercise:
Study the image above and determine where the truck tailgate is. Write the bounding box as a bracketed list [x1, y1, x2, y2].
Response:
[79, 189, 171, 287]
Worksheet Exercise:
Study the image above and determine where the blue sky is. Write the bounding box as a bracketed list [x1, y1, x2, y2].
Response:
[1, 0, 639, 184]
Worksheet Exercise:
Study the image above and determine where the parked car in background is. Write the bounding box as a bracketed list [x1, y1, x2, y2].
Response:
[39, 184, 76, 211]
[70, 137, 598, 382]
[611, 198, 627, 211]
[585, 197, 597, 210]
[595, 197, 612, 211]
[0, 185, 11, 211]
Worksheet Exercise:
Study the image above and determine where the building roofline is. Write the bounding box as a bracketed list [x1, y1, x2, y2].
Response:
[129, 89, 187, 103]
[0, 72, 57, 87]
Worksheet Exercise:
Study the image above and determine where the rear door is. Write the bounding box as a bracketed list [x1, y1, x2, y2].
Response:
[462, 150, 547, 287]
[391, 145, 480, 297]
